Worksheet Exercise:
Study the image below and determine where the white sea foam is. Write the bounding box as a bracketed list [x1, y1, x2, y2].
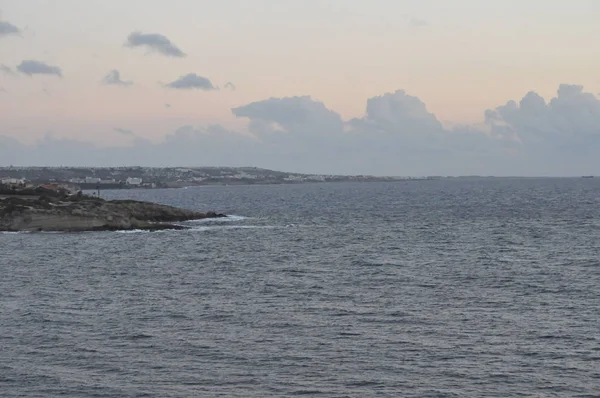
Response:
[113, 224, 274, 233]
[223, 215, 249, 222]
[186, 214, 249, 224]
[188, 225, 275, 232]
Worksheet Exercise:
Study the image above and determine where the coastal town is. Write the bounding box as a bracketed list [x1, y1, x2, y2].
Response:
[0, 166, 431, 192]
[0, 166, 432, 232]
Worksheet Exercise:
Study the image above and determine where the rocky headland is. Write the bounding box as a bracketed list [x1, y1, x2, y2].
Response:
[0, 191, 225, 232]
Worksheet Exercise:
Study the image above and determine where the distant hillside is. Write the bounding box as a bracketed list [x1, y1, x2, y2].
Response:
[0, 166, 427, 188]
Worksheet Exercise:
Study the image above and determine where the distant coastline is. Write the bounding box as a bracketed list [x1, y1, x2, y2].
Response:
[0, 167, 596, 192]
[0, 166, 437, 191]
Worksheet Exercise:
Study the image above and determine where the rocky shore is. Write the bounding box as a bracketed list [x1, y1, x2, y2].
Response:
[0, 194, 225, 232]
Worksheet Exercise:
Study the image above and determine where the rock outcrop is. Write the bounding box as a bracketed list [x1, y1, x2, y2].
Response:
[0, 195, 225, 232]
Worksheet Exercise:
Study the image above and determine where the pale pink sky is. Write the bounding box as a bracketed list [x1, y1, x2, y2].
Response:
[1, 0, 600, 144]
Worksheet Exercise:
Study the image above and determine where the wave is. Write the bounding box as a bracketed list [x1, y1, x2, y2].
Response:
[112, 223, 273, 234]
[188, 225, 275, 232]
[2, 215, 267, 235]
[186, 214, 249, 224]
[223, 215, 249, 222]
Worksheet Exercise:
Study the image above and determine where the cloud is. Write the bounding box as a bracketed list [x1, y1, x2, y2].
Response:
[224, 82, 236, 90]
[125, 31, 186, 57]
[2, 84, 600, 176]
[165, 73, 217, 90]
[102, 70, 133, 86]
[0, 64, 14, 75]
[17, 60, 62, 77]
[485, 84, 600, 143]
[409, 18, 427, 27]
[165, 103, 172, 108]
[0, 127, 257, 168]
[484, 84, 600, 165]
[114, 128, 134, 136]
[0, 20, 21, 37]
[231, 85, 600, 174]
[350, 89, 444, 135]
[232, 95, 344, 136]
[229, 94, 475, 173]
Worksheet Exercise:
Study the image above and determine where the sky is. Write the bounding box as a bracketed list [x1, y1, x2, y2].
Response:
[1, 0, 600, 176]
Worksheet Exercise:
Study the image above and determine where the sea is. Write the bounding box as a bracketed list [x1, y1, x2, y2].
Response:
[1, 178, 599, 397]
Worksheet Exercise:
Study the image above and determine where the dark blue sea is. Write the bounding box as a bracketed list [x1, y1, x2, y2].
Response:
[2, 179, 600, 397]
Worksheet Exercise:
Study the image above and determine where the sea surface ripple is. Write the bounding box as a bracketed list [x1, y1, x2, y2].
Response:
[2, 179, 600, 397]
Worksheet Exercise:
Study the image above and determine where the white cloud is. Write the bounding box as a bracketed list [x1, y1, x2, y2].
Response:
[485, 84, 600, 148]
[125, 31, 186, 57]
[102, 70, 133, 86]
[17, 60, 62, 77]
[349, 90, 444, 136]
[232, 95, 344, 136]
[165, 73, 217, 90]
[0, 20, 21, 37]
[2, 84, 600, 176]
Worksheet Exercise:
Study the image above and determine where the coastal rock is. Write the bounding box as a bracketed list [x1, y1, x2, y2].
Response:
[0, 195, 226, 232]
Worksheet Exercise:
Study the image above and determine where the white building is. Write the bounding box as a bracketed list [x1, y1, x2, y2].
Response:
[284, 175, 304, 181]
[1, 177, 25, 185]
[233, 172, 258, 179]
[126, 177, 143, 186]
[84, 177, 101, 184]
